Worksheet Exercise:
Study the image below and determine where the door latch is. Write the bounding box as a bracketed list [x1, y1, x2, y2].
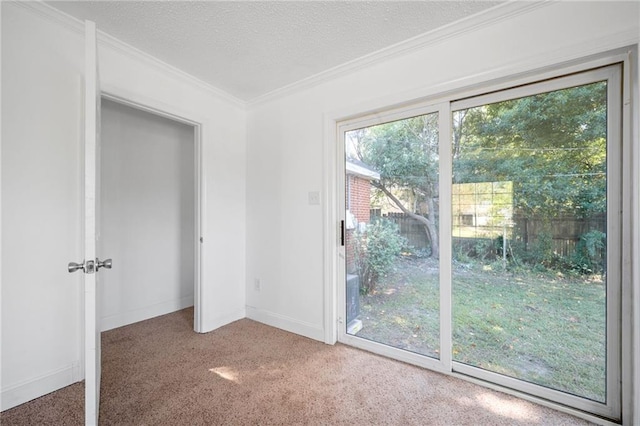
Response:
[68, 260, 95, 274]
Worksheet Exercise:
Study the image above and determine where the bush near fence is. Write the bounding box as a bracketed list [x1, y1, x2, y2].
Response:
[371, 211, 431, 250]
[373, 210, 605, 267]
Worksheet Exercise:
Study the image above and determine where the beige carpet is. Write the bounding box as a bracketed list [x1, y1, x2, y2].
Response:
[1, 308, 594, 425]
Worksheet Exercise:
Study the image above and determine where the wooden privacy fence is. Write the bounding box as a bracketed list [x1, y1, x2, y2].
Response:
[371, 210, 606, 259]
[513, 214, 605, 255]
[370, 211, 430, 250]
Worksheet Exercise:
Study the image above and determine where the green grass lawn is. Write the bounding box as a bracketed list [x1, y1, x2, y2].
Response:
[354, 256, 606, 402]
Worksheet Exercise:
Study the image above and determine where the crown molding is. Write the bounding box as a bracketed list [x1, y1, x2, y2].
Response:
[10, 0, 246, 108]
[247, 1, 551, 107]
[11, 0, 636, 110]
[96, 28, 245, 108]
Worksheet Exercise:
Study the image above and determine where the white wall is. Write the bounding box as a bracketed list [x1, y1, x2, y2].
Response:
[245, 0, 640, 360]
[97, 26, 247, 337]
[1, 2, 246, 410]
[100, 99, 195, 331]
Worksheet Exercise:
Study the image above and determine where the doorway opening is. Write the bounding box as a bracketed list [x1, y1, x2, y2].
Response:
[99, 96, 202, 333]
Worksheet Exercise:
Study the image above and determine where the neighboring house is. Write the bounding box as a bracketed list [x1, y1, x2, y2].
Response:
[345, 158, 379, 333]
[345, 158, 380, 274]
[452, 181, 513, 238]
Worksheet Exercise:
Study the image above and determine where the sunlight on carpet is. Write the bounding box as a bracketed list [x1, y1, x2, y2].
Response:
[476, 392, 538, 422]
[209, 366, 240, 383]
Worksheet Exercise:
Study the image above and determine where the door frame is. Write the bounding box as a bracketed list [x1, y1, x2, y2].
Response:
[99, 86, 206, 333]
[323, 47, 637, 424]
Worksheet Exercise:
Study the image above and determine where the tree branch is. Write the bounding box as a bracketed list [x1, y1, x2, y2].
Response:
[372, 181, 432, 227]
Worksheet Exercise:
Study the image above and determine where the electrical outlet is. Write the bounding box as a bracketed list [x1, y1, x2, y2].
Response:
[254, 278, 261, 291]
[308, 191, 320, 205]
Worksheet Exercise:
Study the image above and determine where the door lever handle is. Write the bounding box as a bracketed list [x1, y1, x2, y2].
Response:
[96, 258, 112, 271]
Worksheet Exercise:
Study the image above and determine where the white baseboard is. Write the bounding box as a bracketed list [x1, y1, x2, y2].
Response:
[1, 362, 81, 411]
[245, 306, 325, 342]
[199, 308, 246, 334]
[101, 295, 194, 331]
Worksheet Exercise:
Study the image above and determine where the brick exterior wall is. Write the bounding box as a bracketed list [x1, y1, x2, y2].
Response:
[346, 174, 373, 274]
[348, 175, 372, 224]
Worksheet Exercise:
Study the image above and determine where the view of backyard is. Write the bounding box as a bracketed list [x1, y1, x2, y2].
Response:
[345, 77, 611, 405]
[356, 254, 606, 402]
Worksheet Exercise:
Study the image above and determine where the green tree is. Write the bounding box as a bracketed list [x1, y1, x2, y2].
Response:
[453, 81, 607, 270]
[351, 113, 440, 258]
[453, 81, 607, 219]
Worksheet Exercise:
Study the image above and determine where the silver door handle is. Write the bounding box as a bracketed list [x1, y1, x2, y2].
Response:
[68, 260, 95, 274]
[97, 258, 112, 271]
[68, 261, 85, 273]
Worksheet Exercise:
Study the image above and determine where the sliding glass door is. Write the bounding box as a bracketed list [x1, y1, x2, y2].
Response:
[338, 64, 622, 420]
[450, 66, 621, 417]
[343, 111, 441, 361]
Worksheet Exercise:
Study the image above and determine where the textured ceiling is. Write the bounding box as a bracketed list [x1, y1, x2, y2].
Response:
[47, 1, 503, 102]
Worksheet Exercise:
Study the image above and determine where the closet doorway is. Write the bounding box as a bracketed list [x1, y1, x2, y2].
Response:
[99, 97, 201, 332]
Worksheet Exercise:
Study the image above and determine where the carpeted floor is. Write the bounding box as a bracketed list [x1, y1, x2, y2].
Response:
[1, 308, 594, 425]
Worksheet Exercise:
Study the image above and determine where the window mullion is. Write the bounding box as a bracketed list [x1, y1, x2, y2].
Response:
[438, 101, 453, 371]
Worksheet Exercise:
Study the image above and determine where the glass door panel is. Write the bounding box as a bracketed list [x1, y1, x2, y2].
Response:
[451, 78, 613, 403]
[344, 113, 440, 359]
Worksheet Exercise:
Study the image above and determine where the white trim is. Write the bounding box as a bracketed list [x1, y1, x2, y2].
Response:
[336, 103, 447, 371]
[248, 1, 549, 106]
[84, 20, 100, 426]
[246, 306, 325, 342]
[250, 6, 638, 107]
[13, 0, 637, 110]
[322, 114, 339, 344]
[193, 124, 204, 334]
[454, 361, 617, 420]
[621, 47, 639, 426]
[101, 295, 194, 332]
[100, 88, 206, 334]
[340, 333, 448, 375]
[11, 0, 245, 108]
[451, 65, 621, 111]
[632, 45, 640, 426]
[1, 363, 81, 411]
[101, 84, 205, 127]
[202, 309, 246, 334]
[605, 63, 624, 422]
[254, 25, 638, 112]
[0, 0, 4, 414]
[448, 370, 621, 426]
[438, 102, 453, 372]
[96, 30, 244, 108]
[335, 123, 347, 343]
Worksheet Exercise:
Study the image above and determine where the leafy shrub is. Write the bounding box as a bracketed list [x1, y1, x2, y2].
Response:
[352, 219, 406, 295]
[453, 238, 497, 263]
[509, 229, 605, 275]
[568, 230, 606, 274]
[529, 229, 556, 267]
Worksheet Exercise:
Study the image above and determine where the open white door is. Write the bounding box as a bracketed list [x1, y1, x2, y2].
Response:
[68, 20, 110, 425]
[84, 21, 100, 425]
[84, 20, 101, 426]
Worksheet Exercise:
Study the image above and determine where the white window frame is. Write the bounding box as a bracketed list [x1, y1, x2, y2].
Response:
[448, 65, 622, 420]
[337, 103, 449, 375]
[325, 48, 635, 424]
